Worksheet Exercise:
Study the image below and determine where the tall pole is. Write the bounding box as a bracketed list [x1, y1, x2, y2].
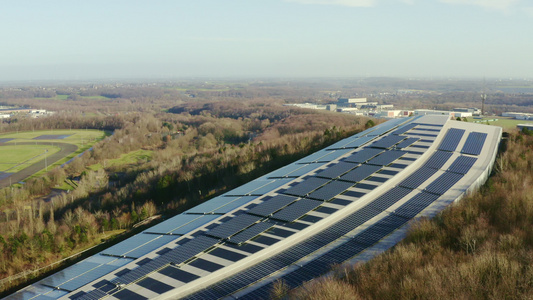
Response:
[481, 93, 486, 117]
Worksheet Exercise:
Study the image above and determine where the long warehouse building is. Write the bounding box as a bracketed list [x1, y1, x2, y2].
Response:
[9, 115, 502, 300]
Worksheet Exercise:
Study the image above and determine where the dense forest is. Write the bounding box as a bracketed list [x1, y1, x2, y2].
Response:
[0, 83, 375, 294]
[280, 131, 533, 300]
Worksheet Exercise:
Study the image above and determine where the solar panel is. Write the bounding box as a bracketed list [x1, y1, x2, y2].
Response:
[250, 179, 293, 195]
[393, 192, 440, 218]
[168, 215, 222, 234]
[368, 186, 412, 212]
[58, 265, 118, 292]
[206, 214, 262, 239]
[424, 151, 453, 170]
[461, 131, 487, 155]
[366, 150, 407, 166]
[307, 180, 355, 201]
[271, 199, 322, 222]
[343, 148, 383, 163]
[339, 164, 382, 182]
[366, 118, 407, 136]
[395, 137, 420, 149]
[413, 115, 449, 126]
[339, 135, 376, 149]
[211, 196, 259, 214]
[247, 195, 297, 217]
[398, 167, 439, 189]
[102, 234, 180, 258]
[147, 213, 206, 232]
[286, 163, 326, 177]
[185, 196, 257, 214]
[266, 164, 308, 178]
[296, 149, 332, 164]
[370, 135, 406, 149]
[229, 222, 275, 244]
[283, 177, 330, 197]
[224, 180, 277, 196]
[447, 155, 478, 175]
[438, 128, 465, 152]
[315, 161, 359, 179]
[314, 149, 354, 162]
[424, 172, 464, 195]
[392, 123, 417, 135]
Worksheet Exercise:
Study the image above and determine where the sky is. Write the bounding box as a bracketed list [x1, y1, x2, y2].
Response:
[1, 0, 532, 81]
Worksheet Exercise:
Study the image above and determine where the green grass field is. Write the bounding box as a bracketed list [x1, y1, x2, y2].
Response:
[465, 117, 533, 129]
[0, 145, 61, 172]
[0, 129, 106, 180]
[88, 149, 152, 171]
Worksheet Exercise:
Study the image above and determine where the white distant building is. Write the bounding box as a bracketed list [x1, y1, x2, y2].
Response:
[337, 98, 367, 104]
[414, 109, 472, 118]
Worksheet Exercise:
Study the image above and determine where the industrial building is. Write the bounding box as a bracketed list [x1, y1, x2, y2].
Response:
[9, 115, 502, 300]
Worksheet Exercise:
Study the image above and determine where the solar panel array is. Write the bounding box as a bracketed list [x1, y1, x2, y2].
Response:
[271, 199, 322, 222]
[344, 148, 383, 163]
[247, 195, 297, 217]
[424, 172, 464, 195]
[307, 180, 355, 201]
[399, 167, 439, 189]
[447, 155, 478, 174]
[340, 164, 382, 182]
[392, 123, 418, 135]
[366, 150, 407, 166]
[438, 128, 465, 152]
[370, 135, 406, 149]
[16, 116, 499, 300]
[395, 137, 420, 149]
[207, 214, 262, 239]
[461, 132, 487, 155]
[283, 177, 330, 197]
[424, 151, 453, 169]
[316, 161, 358, 179]
[229, 222, 275, 244]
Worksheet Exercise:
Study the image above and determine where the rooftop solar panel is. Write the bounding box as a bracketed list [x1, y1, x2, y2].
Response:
[343, 148, 383, 163]
[438, 128, 465, 152]
[339, 164, 382, 183]
[392, 123, 418, 135]
[368, 186, 412, 212]
[229, 222, 275, 244]
[366, 150, 407, 166]
[296, 149, 331, 163]
[395, 137, 420, 149]
[211, 196, 259, 214]
[424, 172, 464, 195]
[206, 214, 263, 239]
[286, 163, 326, 177]
[393, 192, 440, 219]
[366, 118, 408, 136]
[339, 135, 376, 149]
[424, 151, 453, 170]
[398, 167, 439, 189]
[447, 155, 478, 174]
[250, 179, 293, 195]
[461, 131, 487, 155]
[307, 180, 355, 201]
[271, 199, 322, 222]
[168, 215, 222, 234]
[283, 177, 330, 197]
[102, 234, 180, 258]
[247, 195, 297, 217]
[370, 135, 406, 149]
[223, 180, 276, 196]
[315, 161, 359, 179]
[265, 164, 308, 178]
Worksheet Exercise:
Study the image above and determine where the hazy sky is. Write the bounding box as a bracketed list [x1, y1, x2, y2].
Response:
[1, 0, 532, 81]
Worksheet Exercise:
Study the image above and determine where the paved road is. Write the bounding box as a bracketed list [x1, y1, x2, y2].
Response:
[0, 142, 78, 188]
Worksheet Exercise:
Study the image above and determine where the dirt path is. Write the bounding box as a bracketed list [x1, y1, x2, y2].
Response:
[0, 142, 78, 188]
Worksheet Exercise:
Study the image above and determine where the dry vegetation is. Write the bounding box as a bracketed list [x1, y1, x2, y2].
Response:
[287, 131, 533, 299]
[0, 83, 376, 294]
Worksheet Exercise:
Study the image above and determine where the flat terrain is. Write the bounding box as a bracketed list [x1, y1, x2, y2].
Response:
[0, 129, 105, 187]
[465, 117, 533, 129]
[0, 145, 60, 172]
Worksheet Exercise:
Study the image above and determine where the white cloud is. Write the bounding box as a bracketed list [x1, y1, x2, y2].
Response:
[439, 0, 520, 10]
[285, 0, 376, 7]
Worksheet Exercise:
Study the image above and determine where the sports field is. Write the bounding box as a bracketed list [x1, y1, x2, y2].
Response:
[0, 145, 60, 172]
[0, 129, 106, 187]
